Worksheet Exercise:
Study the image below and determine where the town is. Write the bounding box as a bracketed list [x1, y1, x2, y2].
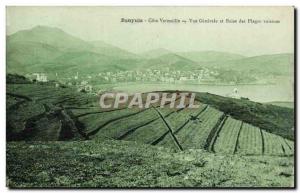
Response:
[96, 68, 219, 84]
[24, 67, 271, 97]
[26, 68, 220, 86]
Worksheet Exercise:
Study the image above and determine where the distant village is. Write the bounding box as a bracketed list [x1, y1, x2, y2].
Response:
[24, 68, 265, 101]
[25, 69, 222, 92]
[96, 69, 220, 84]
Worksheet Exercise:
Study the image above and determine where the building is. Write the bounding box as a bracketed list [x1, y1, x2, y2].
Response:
[32, 73, 48, 82]
[74, 72, 79, 80]
[229, 88, 240, 99]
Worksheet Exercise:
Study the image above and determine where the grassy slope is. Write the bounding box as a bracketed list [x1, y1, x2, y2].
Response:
[7, 139, 294, 188]
[266, 101, 294, 109]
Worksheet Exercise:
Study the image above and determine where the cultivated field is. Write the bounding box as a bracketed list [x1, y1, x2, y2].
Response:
[6, 77, 295, 187]
[7, 81, 294, 155]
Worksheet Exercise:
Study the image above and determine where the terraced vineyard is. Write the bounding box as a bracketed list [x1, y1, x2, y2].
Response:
[6, 76, 295, 188]
[6, 80, 294, 157]
[91, 107, 160, 140]
[236, 123, 263, 155]
[79, 108, 141, 134]
[213, 117, 242, 154]
[262, 130, 294, 156]
[168, 106, 223, 150]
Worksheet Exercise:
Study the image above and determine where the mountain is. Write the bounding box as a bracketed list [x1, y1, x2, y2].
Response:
[205, 53, 294, 75]
[89, 40, 139, 59]
[8, 25, 88, 50]
[138, 53, 202, 71]
[140, 48, 173, 59]
[161, 51, 293, 76]
[8, 26, 137, 59]
[41, 51, 140, 74]
[177, 51, 246, 63]
[6, 25, 293, 78]
[6, 26, 139, 74]
[140, 50, 245, 64]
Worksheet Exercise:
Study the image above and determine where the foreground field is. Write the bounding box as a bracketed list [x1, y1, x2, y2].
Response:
[7, 140, 294, 188]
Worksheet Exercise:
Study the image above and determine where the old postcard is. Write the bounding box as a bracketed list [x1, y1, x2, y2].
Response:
[6, 6, 295, 188]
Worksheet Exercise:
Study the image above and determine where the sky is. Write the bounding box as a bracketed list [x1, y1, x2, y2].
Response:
[6, 6, 294, 56]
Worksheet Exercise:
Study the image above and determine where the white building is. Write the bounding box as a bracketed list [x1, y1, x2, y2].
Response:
[32, 73, 48, 82]
[228, 88, 240, 99]
[74, 72, 79, 80]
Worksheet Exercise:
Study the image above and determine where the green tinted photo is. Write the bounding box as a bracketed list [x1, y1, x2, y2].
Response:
[6, 6, 295, 188]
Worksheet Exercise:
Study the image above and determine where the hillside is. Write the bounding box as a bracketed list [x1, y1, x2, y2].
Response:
[195, 93, 294, 140]
[266, 101, 294, 109]
[45, 51, 139, 74]
[6, 41, 63, 73]
[204, 54, 294, 75]
[138, 53, 202, 71]
[7, 74, 294, 150]
[140, 48, 173, 59]
[177, 51, 246, 63]
[89, 40, 139, 59]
